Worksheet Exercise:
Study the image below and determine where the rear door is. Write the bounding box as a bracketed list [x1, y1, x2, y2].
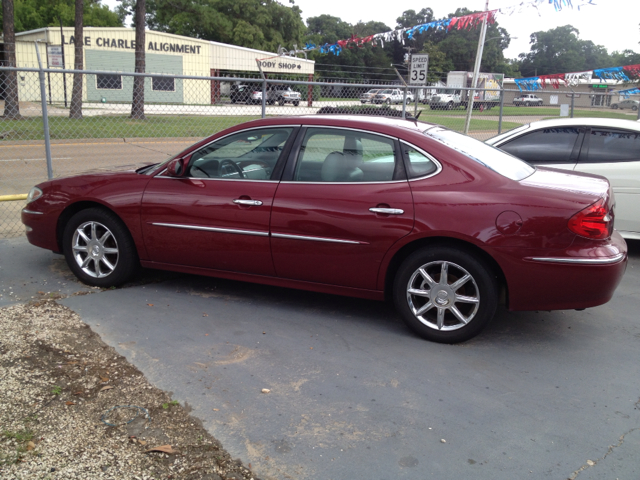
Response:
[270, 127, 414, 290]
[575, 127, 640, 236]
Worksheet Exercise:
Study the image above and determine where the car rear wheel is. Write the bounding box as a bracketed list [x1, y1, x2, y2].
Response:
[63, 208, 139, 288]
[633, 105, 638, 111]
[612, 104, 619, 109]
[393, 247, 498, 343]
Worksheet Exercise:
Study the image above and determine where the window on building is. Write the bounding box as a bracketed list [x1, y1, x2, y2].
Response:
[152, 76, 175, 92]
[96, 74, 122, 90]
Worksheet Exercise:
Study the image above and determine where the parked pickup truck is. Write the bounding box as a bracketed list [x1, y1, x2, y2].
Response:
[372, 89, 414, 105]
[273, 87, 301, 106]
[513, 94, 543, 106]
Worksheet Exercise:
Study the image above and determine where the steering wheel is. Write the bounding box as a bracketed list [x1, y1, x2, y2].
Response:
[220, 159, 245, 179]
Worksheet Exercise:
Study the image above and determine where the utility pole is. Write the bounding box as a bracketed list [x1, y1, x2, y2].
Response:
[463, 0, 489, 135]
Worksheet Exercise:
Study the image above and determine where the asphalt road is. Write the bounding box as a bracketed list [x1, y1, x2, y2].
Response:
[1, 236, 639, 480]
[0, 138, 194, 195]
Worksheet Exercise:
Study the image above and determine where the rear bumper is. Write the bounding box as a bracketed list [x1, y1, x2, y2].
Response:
[489, 231, 628, 311]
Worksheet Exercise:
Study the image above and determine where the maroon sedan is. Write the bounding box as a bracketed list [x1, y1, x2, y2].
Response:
[22, 116, 627, 343]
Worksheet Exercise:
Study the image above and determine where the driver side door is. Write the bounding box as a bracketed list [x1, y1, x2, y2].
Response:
[140, 126, 296, 275]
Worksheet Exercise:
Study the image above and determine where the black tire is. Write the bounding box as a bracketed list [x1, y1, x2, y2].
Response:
[278, 98, 285, 106]
[63, 208, 139, 288]
[293, 101, 299, 106]
[612, 104, 619, 109]
[446, 102, 453, 110]
[385, 98, 391, 105]
[393, 246, 498, 344]
[633, 105, 638, 111]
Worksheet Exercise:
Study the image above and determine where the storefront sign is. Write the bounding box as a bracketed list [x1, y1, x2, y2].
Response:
[258, 60, 302, 70]
[62, 35, 202, 54]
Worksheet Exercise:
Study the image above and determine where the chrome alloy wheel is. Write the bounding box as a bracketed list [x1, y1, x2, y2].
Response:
[71, 221, 119, 278]
[406, 261, 480, 331]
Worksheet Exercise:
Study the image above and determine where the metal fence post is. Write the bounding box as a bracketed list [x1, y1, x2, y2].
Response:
[393, 67, 408, 119]
[570, 92, 575, 118]
[498, 87, 504, 134]
[255, 59, 267, 118]
[34, 41, 54, 181]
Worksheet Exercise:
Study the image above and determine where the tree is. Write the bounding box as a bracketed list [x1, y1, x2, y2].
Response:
[0, 0, 121, 32]
[69, 0, 83, 119]
[2, 0, 22, 119]
[436, 8, 509, 73]
[305, 16, 394, 83]
[130, 0, 145, 119]
[517, 25, 589, 77]
[610, 49, 640, 67]
[144, 0, 305, 53]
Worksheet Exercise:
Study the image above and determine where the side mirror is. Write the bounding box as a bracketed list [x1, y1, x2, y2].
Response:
[166, 158, 185, 177]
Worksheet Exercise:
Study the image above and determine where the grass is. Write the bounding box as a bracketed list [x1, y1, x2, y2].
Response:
[0, 115, 261, 142]
[1, 429, 35, 465]
[0, 106, 633, 143]
[162, 400, 180, 409]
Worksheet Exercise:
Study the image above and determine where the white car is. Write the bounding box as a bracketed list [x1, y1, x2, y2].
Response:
[513, 94, 543, 107]
[372, 89, 414, 105]
[487, 118, 640, 239]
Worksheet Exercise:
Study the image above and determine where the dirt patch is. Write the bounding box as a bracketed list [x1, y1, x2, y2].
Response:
[0, 299, 261, 479]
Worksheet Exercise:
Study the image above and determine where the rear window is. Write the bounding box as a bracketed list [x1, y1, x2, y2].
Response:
[424, 127, 535, 181]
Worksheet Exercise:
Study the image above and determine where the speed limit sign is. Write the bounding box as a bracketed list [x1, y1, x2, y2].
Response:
[409, 54, 429, 85]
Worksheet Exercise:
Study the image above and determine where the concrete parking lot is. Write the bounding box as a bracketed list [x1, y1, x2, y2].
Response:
[1, 236, 639, 480]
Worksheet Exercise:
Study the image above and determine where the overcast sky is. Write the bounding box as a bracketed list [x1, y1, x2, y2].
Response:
[103, 0, 640, 61]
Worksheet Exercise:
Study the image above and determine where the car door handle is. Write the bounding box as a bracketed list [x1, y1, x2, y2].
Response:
[369, 207, 404, 215]
[233, 199, 263, 206]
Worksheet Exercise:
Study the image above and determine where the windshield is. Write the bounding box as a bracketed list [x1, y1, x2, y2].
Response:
[424, 127, 535, 181]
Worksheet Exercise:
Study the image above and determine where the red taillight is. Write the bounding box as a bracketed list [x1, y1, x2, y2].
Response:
[568, 198, 613, 240]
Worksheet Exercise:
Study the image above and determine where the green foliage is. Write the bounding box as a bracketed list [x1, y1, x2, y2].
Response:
[51, 385, 62, 395]
[306, 16, 393, 82]
[162, 400, 179, 409]
[517, 25, 604, 77]
[142, 0, 305, 53]
[1, 0, 121, 32]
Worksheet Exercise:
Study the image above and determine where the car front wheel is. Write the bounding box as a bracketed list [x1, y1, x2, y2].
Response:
[393, 247, 498, 343]
[63, 208, 139, 287]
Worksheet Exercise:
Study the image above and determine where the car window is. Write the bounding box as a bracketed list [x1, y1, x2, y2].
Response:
[585, 128, 640, 163]
[401, 143, 439, 179]
[187, 128, 293, 180]
[498, 127, 582, 164]
[424, 126, 534, 181]
[294, 128, 400, 182]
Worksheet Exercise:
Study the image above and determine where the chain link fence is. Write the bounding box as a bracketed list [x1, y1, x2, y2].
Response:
[2, 65, 639, 238]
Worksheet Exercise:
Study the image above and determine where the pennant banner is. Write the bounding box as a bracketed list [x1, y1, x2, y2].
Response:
[564, 71, 593, 86]
[593, 67, 630, 82]
[615, 87, 640, 98]
[514, 77, 541, 91]
[283, 0, 595, 58]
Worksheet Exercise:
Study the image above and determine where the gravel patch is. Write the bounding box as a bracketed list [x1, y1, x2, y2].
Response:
[0, 299, 259, 480]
